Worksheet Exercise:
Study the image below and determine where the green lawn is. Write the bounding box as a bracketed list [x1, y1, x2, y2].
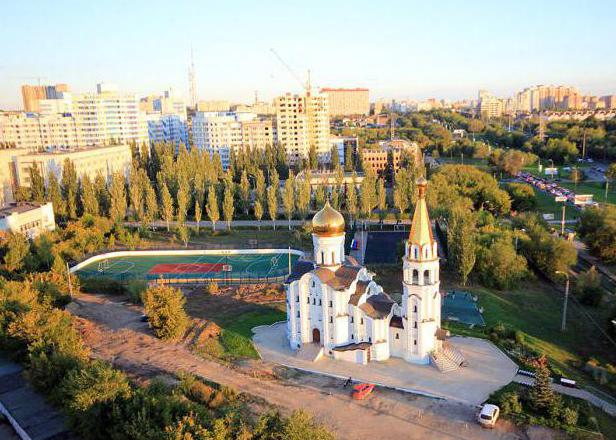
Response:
[218, 309, 285, 359]
[533, 190, 578, 221]
[441, 281, 616, 384]
[559, 181, 615, 205]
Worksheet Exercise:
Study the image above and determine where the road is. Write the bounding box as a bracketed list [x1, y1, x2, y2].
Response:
[68, 293, 524, 440]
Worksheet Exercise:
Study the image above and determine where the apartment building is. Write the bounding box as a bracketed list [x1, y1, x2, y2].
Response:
[141, 90, 188, 145]
[320, 88, 369, 116]
[197, 100, 231, 112]
[0, 202, 55, 239]
[478, 92, 505, 118]
[21, 84, 69, 113]
[362, 139, 422, 175]
[275, 91, 330, 165]
[192, 112, 273, 168]
[514, 85, 580, 112]
[0, 112, 81, 150]
[12, 144, 132, 188]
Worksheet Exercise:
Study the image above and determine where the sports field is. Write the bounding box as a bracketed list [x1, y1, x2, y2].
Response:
[74, 251, 301, 283]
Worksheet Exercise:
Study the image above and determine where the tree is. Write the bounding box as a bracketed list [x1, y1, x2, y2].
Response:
[308, 144, 318, 170]
[222, 181, 234, 230]
[47, 173, 65, 220]
[3, 233, 30, 272]
[541, 138, 578, 164]
[80, 174, 99, 216]
[376, 178, 387, 222]
[393, 171, 409, 219]
[142, 285, 189, 340]
[177, 225, 190, 247]
[569, 167, 585, 188]
[143, 181, 158, 230]
[504, 183, 537, 212]
[476, 235, 528, 289]
[239, 170, 250, 216]
[529, 356, 558, 412]
[255, 169, 266, 206]
[575, 266, 603, 306]
[160, 182, 174, 232]
[314, 185, 325, 209]
[577, 205, 616, 263]
[344, 145, 354, 172]
[267, 183, 278, 230]
[330, 145, 340, 170]
[62, 159, 79, 220]
[254, 199, 263, 230]
[206, 186, 219, 231]
[346, 173, 358, 222]
[359, 168, 377, 224]
[296, 173, 311, 219]
[467, 119, 485, 138]
[109, 172, 127, 224]
[283, 172, 295, 230]
[94, 173, 110, 217]
[176, 184, 189, 226]
[29, 164, 45, 203]
[447, 206, 477, 285]
[606, 162, 616, 183]
[194, 198, 202, 234]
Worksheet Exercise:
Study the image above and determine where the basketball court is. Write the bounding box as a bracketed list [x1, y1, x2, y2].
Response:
[74, 251, 301, 283]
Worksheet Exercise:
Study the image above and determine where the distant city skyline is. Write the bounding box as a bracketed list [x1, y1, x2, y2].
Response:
[1, 0, 615, 109]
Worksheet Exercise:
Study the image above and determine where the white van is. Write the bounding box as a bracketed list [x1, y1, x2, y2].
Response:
[478, 404, 500, 428]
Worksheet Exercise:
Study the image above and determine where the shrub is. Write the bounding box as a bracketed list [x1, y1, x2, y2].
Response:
[561, 407, 578, 427]
[205, 281, 219, 295]
[142, 285, 189, 340]
[575, 266, 603, 306]
[126, 280, 148, 304]
[80, 277, 124, 295]
[499, 391, 523, 416]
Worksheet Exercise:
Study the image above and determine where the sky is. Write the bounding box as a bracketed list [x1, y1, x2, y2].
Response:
[1, 0, 615, 109]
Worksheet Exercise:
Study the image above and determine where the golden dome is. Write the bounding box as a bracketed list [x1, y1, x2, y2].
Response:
[312, 201, 345, 236]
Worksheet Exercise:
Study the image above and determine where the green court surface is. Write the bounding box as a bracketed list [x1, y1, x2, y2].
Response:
[75, 252, 301, 283]
[442, 290, 486, 326]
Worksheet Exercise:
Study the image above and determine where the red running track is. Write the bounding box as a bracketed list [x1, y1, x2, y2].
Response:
[149, 263, 224, 274]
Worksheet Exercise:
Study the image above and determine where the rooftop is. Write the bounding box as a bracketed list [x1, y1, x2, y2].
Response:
[0, 202, 47, 218]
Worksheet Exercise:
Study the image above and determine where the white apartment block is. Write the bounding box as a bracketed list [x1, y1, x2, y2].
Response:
[0, 202, 55, 239]
[192, 112, 274, 168]
[13, 144, 132, 188]
[71, 83, 148, 146]
[275, 91, 330, 165]
[0, 112, 81, 151]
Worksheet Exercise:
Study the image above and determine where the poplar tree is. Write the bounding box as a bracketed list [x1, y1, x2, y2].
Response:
[283, 172, 295, 230]
[129, 166, 144, 223]
[344, 145, 354, 172]
[144, 181, 158, 229]
[254, 199, 263, 230]
[80, 174, 99, 216]
[376, 178, 387, 223]
[222, 181, 234, 230]
[47, 173, 65, 220]
[346, 172, 358, 222]
[29, 164, 45, 203]
[330, 146, 340, 170]
[447, 205, 477, 286]
[160, 182, 174, 231]
[239, 170, 250, 216]
[314, 185, 325, 209]
[194, 198, 202, 233]
[109, 172, 127, 224]
[206, 186, 219, 231]
[255, 169, 266, 206]
[62, 159, 79, 220]
[176, 184, 189, 226]
[308, 144, 318, 170]
[332, 166, 344, 209]
[94, 173, 110, 217]
[360, 168, 377, 224]
[267, 184, 278, 230]
[296, 172, 311, 219]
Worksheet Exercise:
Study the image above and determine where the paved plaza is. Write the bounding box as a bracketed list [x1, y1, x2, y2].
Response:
[253, 322, 518, 405]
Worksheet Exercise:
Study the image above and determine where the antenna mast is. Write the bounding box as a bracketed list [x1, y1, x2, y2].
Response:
[189, 47, 197, 108]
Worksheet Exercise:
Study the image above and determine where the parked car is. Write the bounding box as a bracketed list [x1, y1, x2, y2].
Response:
[478, 404, 500, 428]
[352, 383, 375, 400]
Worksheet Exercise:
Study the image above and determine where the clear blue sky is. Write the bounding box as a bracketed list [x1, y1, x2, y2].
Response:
[1, 0, 615, 109]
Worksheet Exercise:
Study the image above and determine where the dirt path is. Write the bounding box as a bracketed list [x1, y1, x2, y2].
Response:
[68, 293, 525, 440]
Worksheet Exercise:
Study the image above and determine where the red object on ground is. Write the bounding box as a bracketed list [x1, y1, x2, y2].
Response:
[352, 383, 375, 400]
[148, 263, 224, 274]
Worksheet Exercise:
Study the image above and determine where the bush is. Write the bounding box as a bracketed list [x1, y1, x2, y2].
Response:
[575, 266, 603, 306]
[205, 281, 219, 295]
[80, 277, 125, 295]
[142, 285, 189, 340]
[126, 280, 148, 304]
[561, 406, 578, 427]
[499, 391, 523, 416]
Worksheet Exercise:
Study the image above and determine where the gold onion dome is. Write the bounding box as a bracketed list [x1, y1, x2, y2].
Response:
[312, 201, 345, 236]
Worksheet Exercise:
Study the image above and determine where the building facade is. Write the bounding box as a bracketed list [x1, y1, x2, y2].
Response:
[275, 91, 330, 165]
[286, 178, 460, 368]
[320, 88, 369, 116]
[0, 112, 81, 151]
[0, 202, 55, 239]
[21, 84, 69, 113]
[12, 144, 132, 188]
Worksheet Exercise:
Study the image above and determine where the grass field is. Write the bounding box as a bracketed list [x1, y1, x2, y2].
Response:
[559, 181, 615, 205]
[533, 189, 579, 221]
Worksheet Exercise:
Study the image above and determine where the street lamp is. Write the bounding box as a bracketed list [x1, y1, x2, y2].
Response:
[555, 270, 570, 332]
[514, 228, 526, 251]
[605, 176, 610, 203]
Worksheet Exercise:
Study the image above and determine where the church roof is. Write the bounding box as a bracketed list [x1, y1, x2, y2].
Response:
[348, 280, 370, 305]
[389, 315, 404, 328]
[314, 264, 362, 290]
[359, 293, 396, 319]
[408, 176, 434, 247]
[286, 260, 315, 283]
[312, 201, 345, 236]
[332, 342, 372, 352]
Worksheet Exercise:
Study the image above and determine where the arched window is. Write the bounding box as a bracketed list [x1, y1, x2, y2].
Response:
[332, 251, 335, 264]
[424, 270, 430, 285]
[424, 247, 430, 259]
[413, 247, 419, 259]
[412, 269, 419, 284]
[321, 251, 324, 264]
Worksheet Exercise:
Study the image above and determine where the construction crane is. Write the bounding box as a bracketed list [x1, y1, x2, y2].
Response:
[269, 48, 311, 94]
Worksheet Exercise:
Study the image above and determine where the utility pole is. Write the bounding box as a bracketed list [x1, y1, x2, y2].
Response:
[605, 177, 610, 202]
[188, 47, 197, 109]
[390, 112, 396, 140]
[556, 271, 570, 332]
[582, 126, 587, 160]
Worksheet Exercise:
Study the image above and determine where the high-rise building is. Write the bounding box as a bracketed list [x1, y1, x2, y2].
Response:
[71, 83, 148, 146]
[196, 100, 230, 112]
[477, 91, 505, 118]
[0, 111, 81, 151]
[275, 91, 330, 165]
[319, 88, 369, 116]
[192, 112, 274, 168]
[21, 84, 69, 113]
[141, 90, 188, 145]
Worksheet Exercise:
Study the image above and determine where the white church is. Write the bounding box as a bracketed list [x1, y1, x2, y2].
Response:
[286, 177, 464, 370]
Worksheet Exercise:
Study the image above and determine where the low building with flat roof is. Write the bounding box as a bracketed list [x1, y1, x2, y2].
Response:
[0, 202, 55, 239]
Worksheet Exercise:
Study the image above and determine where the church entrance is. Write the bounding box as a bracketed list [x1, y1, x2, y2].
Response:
[312, 328, 321, 344]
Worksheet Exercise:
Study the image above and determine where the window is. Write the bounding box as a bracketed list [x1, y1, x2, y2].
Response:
[351, 316, 354, 323]
[329, 301, 332, 307]
[414, 322, 417, 328]
[413, 305, 417, 313]
[312, 280, 315, 287]
[412, 269, 419, 284]
[321, 251, 324, 264]
[360, 318, 364, 325]
[351, 334, 354, 340]
[368, 337, 371, 343]
[296, 311, 300, 318]
[296, 296, 299, 302]
[414, 339, 417, 345]
[395, 333, 399, 339]
[329, 317, 333, 323]
[307, 297, 310, 304]
[319, 299, 322, 306]
[332, 251, 335, 263]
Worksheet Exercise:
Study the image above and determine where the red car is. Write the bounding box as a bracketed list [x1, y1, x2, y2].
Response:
[352, 383, 375, 400]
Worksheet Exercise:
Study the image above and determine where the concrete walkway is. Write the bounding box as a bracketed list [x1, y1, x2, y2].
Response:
[253, 322, 518, 406]
[513, 374, 616, 416]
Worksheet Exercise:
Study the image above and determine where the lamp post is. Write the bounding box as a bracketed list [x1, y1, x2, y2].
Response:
[605, 176, 610, 203]
[555, 270, 570, 332]
[514, 228, 526, 251]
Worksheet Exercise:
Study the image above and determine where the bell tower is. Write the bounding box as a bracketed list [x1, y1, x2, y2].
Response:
[401, 177, 441, 364]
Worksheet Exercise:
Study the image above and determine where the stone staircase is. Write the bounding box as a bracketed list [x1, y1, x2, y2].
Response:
[430, 345, 466, 373]
[296, 343, 324, 362]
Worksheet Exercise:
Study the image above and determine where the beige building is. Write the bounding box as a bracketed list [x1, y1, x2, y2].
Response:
[13, 144, 132, 188]
[21, 84, 69, 113]
[362, 140, 422, 175]
[478, 92, 505, 118]
[320, 88, 369, 116]
[197, 100, 231, 112]
[0, 202, 55, 239]
[0, 112, 81, 151]
[275, 91, 330, 165]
